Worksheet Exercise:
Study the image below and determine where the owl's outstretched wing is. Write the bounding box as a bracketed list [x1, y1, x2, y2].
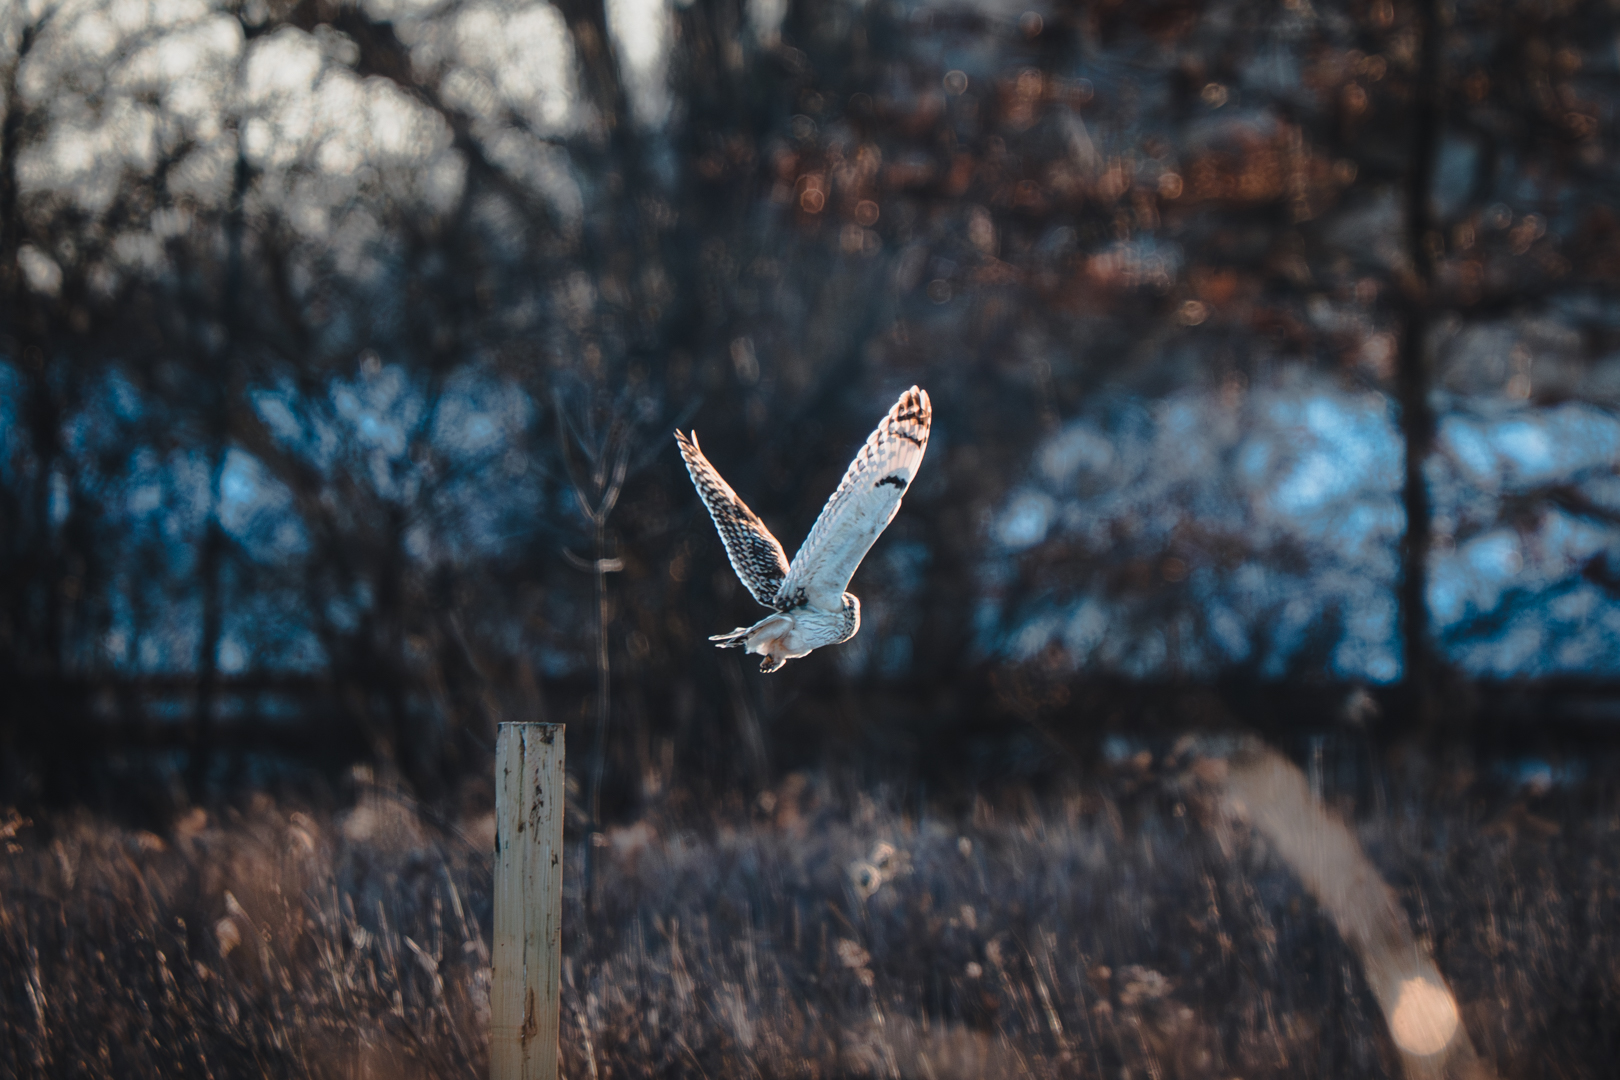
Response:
[777, 387, 931, 612]
[675, 430, 791, 608]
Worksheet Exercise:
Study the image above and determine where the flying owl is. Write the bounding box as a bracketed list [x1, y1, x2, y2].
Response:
[675, 386, 932, 672]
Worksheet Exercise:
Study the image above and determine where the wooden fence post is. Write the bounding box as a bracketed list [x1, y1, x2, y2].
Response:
[492, 723, 566, 1080]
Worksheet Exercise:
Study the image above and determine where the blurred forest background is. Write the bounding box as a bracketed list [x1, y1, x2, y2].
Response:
[3, 0, 1620, 814]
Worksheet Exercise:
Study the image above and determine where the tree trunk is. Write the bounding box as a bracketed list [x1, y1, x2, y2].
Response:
[1397, 0, 1443, 723]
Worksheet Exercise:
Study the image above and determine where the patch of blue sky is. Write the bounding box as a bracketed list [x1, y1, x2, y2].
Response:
[994, 489, 1055, 550]
[1060, 597, 1109, 658]
[1491, 419, 1556, 477]
[218, 448, 308, 558]
[1435, 528, 1620, 675]
[99, 578, 142, 667]
[1570, 608, 1620, 675]
[1167, 611, 1211, 673]
[1269, 451, 1344, 515]
[1431, 529, 1530, 627]
[1550, 584, 1599, 622]
[0, 362, 20, 480]
[1583, 473, 1620, 513]
[454, 411, 498, 452]
[164, 450, 214, 525]
[132, 617, 202, 675]
[324, 591, 365, 635]
[1333, 501, 1405, 567]
[1555, 629, 1610, 671]
[1236, 436, 1273, 486]
[1537, 510, 1609, 570]
[554, 483, 584, 519]
[1251, 26, 1305, 94]
[1438, 415, 1498, 487]
[1434, 136, 1479, 219]
[1205, 603, 1251, 662]
[1259, 597, 1317, 677]
[1101, 735, 1141, 763]
[1230, 560, 1271, 595]
[404, 524, 432, 560]
[1057, 501, 1098, 538]
[252, 386, 305, 443]
[64, 385, 130, 460]
[432, 371, 533, 458]
[332, 364, 421, 456]
[1334, 593, 1399, 682]
[252, 384, 344, 471]
[363, 447, 401, 500]
[1345, 590, 1397, 641]
[990, 367, 1620, 678]
[1333, 637, 1399, 683]
[105, 367, 144, 422]
[1443, 404, 1620, 489]
[1470, 530, 1519, 578]
[224, 600, 326, 672]
[1427, 558, 1470, 627]
[123, 449, 167, 518]
[1156, 395, 1208, 452]
[1010, 609, 1064, 660]
[1266, 394, 1398, 516]
[1121, 628, 1168, 678]
[539, 645, 582, 678]
[971, 598, 1005, 653]
[1036, 423, 1114, 486]
[99, 624, 132, 667]
[1463, 622, 1547, 676]
[216, 634, 249, 674]
[1543, 403, 1620, 471]
[429, 469, 542, 560]
[48, 469, 70, 526]
[433, 492, 507, 559]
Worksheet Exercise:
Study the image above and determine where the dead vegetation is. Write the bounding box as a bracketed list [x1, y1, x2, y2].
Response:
[1, 756, 1616, 1078]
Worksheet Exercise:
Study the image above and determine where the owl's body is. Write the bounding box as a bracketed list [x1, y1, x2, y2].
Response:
[676, 387, 931, 672]
[706, 596, 860, 673]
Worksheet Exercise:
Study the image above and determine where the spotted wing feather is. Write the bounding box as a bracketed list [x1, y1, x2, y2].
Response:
[675, 430, 791, 608]
[778, 387, 931, 611]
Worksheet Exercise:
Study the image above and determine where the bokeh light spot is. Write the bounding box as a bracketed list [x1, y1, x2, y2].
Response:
[1389, 977, 1459, 1056]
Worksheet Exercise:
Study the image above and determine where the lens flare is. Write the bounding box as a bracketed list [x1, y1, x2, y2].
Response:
[1389, 976, 1459, 1056]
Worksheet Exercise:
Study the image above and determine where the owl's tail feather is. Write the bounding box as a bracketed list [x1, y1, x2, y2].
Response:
[708, 627, 752, 647]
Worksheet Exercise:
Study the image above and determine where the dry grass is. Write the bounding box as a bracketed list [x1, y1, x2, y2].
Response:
[1, 752, 1617, 1078]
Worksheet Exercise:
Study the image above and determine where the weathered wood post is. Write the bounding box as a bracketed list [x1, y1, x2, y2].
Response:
[492, 723, 566, 1080]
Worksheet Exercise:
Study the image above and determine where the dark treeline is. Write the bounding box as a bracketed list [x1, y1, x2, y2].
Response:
[2, 0, 1619, 813]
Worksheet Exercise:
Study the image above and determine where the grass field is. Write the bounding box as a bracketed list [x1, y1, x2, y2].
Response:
[1, 746, 1616, 1078]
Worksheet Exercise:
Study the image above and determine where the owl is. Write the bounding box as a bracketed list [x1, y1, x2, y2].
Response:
[675, 387, 932, 672]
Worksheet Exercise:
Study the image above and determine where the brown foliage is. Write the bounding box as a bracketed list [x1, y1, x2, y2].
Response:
[3, 757, 1619, 1077]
